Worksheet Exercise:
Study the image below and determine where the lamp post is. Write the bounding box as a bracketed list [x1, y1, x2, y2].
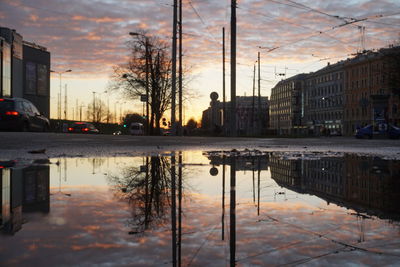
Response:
[129, 32, 150, 135]
[50, 69, 72, 120]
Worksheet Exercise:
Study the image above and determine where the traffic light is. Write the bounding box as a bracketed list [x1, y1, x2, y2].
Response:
[123, 124, 127, 128]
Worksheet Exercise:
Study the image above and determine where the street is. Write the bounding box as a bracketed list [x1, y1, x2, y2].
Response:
[1, 132, 399, 159]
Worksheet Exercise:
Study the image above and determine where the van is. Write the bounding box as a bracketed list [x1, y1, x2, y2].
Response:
[130, 122, 144, 135]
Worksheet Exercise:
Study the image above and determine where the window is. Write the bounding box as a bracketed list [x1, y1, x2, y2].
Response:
[37, 64, 48, 96]
[25, 62, 37, 95]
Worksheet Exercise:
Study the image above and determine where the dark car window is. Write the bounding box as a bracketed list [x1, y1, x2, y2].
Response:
[29, 102, 40, 115]
[23, 102, 33, 113]
[0, 100, 14, 111]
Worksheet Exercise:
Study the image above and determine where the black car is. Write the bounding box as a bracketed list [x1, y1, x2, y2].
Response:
[68, 122, 99, 134]
[0, 98, 50, 132]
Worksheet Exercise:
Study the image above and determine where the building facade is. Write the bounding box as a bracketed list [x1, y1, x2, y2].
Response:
[270, 74, 307, 135]
[304, 62, 345, 135]
[343, 47, 400, 135]
[201, 95, 269, 136]
[0, 27, 50, 117]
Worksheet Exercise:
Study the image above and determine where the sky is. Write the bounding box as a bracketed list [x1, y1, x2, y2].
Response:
[1, 0, 399, 122]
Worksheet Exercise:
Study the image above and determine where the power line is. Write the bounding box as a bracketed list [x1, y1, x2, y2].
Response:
[187, 0, 220, 44]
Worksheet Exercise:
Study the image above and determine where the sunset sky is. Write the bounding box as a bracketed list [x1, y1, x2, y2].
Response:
[1, 0, 399, 122]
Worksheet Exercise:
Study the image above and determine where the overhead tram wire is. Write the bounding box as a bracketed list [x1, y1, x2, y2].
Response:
[187, 0, 220, 45]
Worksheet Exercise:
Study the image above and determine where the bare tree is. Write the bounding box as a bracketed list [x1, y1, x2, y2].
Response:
[110, 32, 174, 134]
[86, 98, 108, 123]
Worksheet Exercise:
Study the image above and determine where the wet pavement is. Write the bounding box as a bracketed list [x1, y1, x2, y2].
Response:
[1, 151, 400, 266]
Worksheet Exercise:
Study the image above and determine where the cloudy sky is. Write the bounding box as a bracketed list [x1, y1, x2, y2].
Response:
[1, 0, 399, 121]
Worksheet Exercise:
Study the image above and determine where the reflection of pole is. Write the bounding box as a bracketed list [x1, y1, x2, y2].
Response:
[145, 157, 149, 229]
[178, 152, 182, 267]
[230, 156, 236, 267]
[222, 155, 226, 240]
[252, 158, 255, 203]
[257, 157, 261, 216]
[171, 154, 177, 267]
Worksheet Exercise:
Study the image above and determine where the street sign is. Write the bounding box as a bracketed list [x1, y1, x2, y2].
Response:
[140, 95, 147, 102]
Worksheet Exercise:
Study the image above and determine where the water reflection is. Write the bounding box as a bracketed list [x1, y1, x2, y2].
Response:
[0, 152, 399, 266]
[0, 160, 50, 235]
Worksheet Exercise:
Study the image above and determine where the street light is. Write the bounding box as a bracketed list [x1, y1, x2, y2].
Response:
[129, 32, 150, 135]
[50, 69, 72, 120]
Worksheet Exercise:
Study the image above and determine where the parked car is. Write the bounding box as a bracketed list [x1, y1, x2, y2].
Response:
[68, 122, 99, 134]
[355, 125, 373, 139]
[388, 124, 400, 139]
[355, 124, 400, 139]
[129, 122, 144, 135]
[0, 97, 50, 132]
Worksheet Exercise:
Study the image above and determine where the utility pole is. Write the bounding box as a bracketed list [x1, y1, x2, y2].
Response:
[230, 0, 237, 137]
[178, 0, 183, 136]
[92, 92, 96, 122]
[252, 64, 255, 133]
[258, 52, 261, 135]
[145, 38, 150, 135]
[64, 84, 67, 120]
[222, 27, 226, 134]
[171, 0, 178, 135]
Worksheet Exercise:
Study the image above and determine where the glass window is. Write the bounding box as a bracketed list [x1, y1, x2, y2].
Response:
[25, 62, 37, 95]
[2, 42, 11, 97]
[37, 64, 48, 96]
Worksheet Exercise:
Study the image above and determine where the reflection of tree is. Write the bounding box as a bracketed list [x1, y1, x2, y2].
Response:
[108, 156, 172, 233]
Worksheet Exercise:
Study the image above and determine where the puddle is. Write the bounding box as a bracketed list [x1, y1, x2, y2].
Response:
[1, 152, 400, 266]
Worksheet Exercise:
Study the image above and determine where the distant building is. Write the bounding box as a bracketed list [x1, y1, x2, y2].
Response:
[343, 47, 400, 135]
[201, 94, 269, 136]
[304, 62, 345, 136]
[269, 74, 308, 135]
[0, 27, 50, 117]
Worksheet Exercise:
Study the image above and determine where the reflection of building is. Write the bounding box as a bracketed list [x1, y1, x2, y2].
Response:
[0, 162, 50, 234]
[270, 155, 400, 219]
[208, 154, 269, 171]
[0, 27, 50, 117]
[270, 74, 308, 135]
[269, 156, 302, 190]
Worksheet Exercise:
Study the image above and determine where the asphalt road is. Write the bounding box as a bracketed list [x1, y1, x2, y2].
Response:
[1, 132, 400, 159]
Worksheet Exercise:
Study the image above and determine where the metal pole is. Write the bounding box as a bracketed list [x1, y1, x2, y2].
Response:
[230, 0, 237, 137]
[171, 0, 178, 135]
[59, 73, 62, 120]
[92, 92, 96, 122]
[252, 64, 255, 133]
[64, 84, 67, 120]
[145, 38, 150, 135]
[222, 27, 226, 133]
[258, 51, 261, 135]
[178, 0, 183, 136]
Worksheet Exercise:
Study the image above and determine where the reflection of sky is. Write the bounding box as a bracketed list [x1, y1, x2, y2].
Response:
[1, 153, 400, 266]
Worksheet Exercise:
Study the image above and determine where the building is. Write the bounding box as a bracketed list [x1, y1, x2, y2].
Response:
[304, 62, 345, 135]
[343, 46, 400, 135]
[0, 27, 50, 117]
[23, 41, 51, 117]
[269, 74, 308, 135]
[201, 94, 269, 136]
